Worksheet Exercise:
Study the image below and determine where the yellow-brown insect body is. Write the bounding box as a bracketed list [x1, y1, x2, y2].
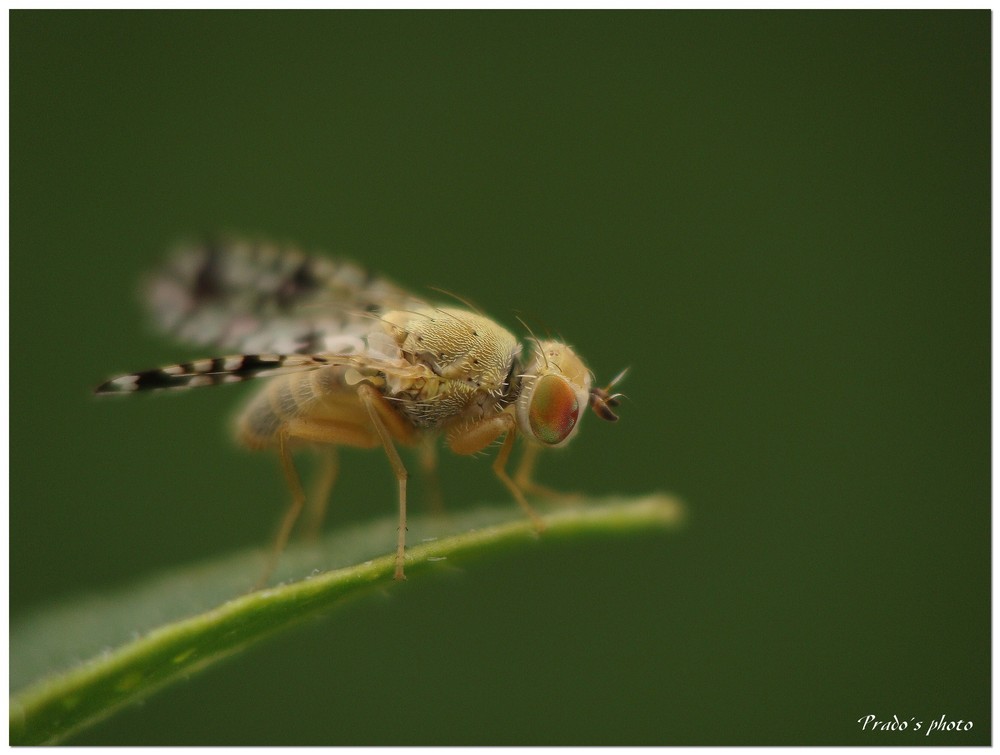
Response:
[235, 306, 522, 451]
[236, 365, 379, 451]
[380, 306, 521, 429]
[96, 238, 624, 585]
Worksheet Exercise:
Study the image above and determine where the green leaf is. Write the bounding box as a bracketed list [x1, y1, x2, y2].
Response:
[10, 494, 683, 745]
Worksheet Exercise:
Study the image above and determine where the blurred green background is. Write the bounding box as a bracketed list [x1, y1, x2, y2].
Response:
[10, 10, 989, 745]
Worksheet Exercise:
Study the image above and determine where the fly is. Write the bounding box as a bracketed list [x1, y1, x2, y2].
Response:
[96, 238, 625, 585]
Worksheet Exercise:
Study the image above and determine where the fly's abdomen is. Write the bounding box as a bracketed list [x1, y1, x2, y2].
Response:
[235, 365, 359, 449]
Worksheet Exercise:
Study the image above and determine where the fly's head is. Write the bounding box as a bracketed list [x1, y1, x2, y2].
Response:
[515, 340, 626, 448]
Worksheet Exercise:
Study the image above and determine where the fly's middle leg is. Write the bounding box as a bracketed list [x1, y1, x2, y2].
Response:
[356, 383, 415, 580]
[419, 435, 445, 515]
[302, 446, 339, 541]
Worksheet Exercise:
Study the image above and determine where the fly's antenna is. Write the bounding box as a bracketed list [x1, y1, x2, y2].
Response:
[605, 366, 630, 391]
[514, 314, 549, 370]
[589, 366, 630, 422]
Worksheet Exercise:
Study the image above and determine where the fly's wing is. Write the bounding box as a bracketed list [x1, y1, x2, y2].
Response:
[95, 354, 333, 394]
[94, 352, 429, 395]
[145, 238, 426, 356]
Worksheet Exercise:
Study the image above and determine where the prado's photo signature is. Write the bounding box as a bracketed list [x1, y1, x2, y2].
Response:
[858, 714, 974, 736]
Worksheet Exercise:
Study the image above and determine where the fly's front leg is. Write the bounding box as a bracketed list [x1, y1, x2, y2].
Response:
[513, 443, 583, 503]
[357, 383, 415, 580]
[494, 429, 545, 530]
[448, 412, 545, 530]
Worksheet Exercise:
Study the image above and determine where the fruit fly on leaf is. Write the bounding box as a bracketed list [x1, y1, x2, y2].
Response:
[96, 238, 626, 586]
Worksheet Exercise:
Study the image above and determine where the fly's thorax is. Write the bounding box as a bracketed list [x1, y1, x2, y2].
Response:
[515, 340, 592, 448]
[380, 307, 520, 395]
[393, 378, 480, 429]
[373, 306, 523, 430]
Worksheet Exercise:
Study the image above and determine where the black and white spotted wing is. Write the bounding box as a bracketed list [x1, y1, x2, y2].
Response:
[145, 238, 425, 356]
[94, 354, 336, 394]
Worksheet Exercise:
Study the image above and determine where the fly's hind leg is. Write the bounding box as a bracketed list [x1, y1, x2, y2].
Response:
[254, 428, 307, 591]
[302, 446, 339, 541]
[255, 418, 377, 590]
[284, 395, 413, 581]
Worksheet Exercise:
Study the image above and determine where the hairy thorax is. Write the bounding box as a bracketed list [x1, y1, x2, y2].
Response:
[378, 307, 522, 429]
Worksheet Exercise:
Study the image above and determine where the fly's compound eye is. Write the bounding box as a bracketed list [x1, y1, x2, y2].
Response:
[528, 374, 580, 445]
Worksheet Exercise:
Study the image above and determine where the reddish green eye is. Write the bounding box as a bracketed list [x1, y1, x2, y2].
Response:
[529, 375, 579, 445]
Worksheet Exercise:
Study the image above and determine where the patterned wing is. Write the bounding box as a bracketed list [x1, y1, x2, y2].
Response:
[95, 354, 333, 394]
[145, 238, 425, 356]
